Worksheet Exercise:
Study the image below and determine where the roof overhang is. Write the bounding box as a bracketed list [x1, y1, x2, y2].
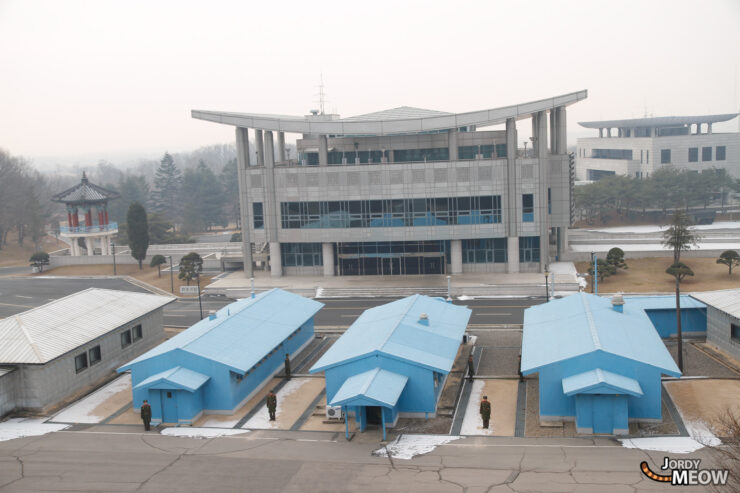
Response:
[579, 113, 739, 129]
[562, 368, 643, 397]
[192, 90, 587, 136]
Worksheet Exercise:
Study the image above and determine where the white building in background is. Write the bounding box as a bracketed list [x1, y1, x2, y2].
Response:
[192, 90, 587, 277]
[575, 113, 740, 181]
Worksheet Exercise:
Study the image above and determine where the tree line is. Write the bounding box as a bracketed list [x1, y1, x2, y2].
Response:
[574, 167, 740, 224]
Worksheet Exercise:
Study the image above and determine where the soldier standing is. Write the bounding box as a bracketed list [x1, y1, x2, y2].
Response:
[480, 395, 491, 429]
[266, 390, 277, 421]
[284, 354, 291, 381]
[140, 400, 152, 431]
[467, 354, 475, 382]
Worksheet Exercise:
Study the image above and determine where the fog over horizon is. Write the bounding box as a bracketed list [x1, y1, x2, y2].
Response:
[1, 0, 739, 170]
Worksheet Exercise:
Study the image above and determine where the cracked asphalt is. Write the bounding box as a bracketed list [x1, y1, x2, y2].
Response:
[0, 427, 714, 492]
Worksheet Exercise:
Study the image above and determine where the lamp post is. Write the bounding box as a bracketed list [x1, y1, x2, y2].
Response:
[112, 242, 116, 275]
[250, 277, 255, 299]
[446, 275, 452, 303]
[544, 267, 550, 302]
[591, 251, 598, 294]
[165, 255, 174, 294]
[196, 272, 203, 320]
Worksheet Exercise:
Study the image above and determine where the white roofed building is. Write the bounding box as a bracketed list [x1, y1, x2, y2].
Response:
[690, 288, 740, 361]
[0, 288, 174, 416]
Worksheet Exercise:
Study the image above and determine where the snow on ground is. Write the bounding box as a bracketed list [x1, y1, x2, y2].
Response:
[576, 274, 587, 290]
[242, 378, 309, 429]
[460, 380, 492, 436]
[372, 434, 460, 460]
[198, 415, 242, 428]
[584, 221, 740, 233]
[620, 418, 721, 454]
[52, 374, 131, 424]
[0, 418, 69, 442]
[457, 295, 532, 300]
[161, 428, 249, 439]
[571, 242, 740, 252]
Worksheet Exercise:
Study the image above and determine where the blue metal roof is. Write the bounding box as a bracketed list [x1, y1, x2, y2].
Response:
[521, 292, 680, 376]
[133, 366, 210, 392]
[329, 368, 408, 407]
[310, 295, 471, 374]
[622, 295, 706, 311]
[562, 368, 643, 397]
[120, 289, 324, 373]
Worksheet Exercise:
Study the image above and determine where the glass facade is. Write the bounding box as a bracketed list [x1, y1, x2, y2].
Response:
[457, 144, 507, 159]
[253, 202, 264, 229]
[716, 146, 726, 161]
[279, 195, 502, 229]
[688, 148, 698, 162]
[661, 149, 671, 164]
[281, 243, 323, 267]
[393, 147, 449, 163]
[519, 236, 540, 263]
[336, 241, 447, 275]
[462, 238, 507, 263]
[522, 194, 534, 222]
[592, 149, 633, 160]
[702, 146, 712, 161]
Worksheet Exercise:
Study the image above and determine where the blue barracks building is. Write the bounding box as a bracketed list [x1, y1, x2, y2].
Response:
[310, 294, 471, 439]
[118, 289, 323, 425]
[521, 293, 681, 435]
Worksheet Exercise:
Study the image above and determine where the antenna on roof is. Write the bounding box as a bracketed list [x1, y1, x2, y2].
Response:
[315, 73, 327, 115]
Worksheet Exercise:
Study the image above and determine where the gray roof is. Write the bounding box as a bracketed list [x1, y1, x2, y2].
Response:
[192, 90, 587, 136]
[0, 367, 14, 378]
[690, 289, 740, 319]
[0, 288, 175, 364]
[52, 173, 120, 204]
[579, 113, 739, 129]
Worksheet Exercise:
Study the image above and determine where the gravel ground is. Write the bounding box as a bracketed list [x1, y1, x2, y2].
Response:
[470, 330, 522, 376]
[665, 341, 739, 377]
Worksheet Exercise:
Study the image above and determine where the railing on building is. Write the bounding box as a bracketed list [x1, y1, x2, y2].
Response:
[59, 222, 118, 234]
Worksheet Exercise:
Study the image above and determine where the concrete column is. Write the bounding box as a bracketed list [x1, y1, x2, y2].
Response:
[536, 110, 549, 272]
[70, 239, 78, 256]
[607, 128, 612, 138]
[277, 131, 286, 162]
[264, 131, 275, 167]
[235, 127, 254, 277]
[106, 236, 112, 256]
[556, 107, 567, 155]
[85, 237, 94, 256]
[505, 118, 518, 238]
[599, 128, 603, 138]
[101, 237, 108, 256]
[269, 241, 282, 277]
[536, 111, 548, 158]
[255, 129, 264, 166]
[262, 131, 279, 245]
[708, 123, 712, 134]
[549, 109, 557, 153]
[507, 236, 519, 273]
[318, 135, 328, 166]
[322, 243, 335, 276]
[450, 240, 462, 274]
[448, 129, 458, 161]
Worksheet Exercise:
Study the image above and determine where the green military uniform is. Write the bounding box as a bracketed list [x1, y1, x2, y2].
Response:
[284, 354, 291, 381]
[140, 401, 152, 431]
[467, 355, 475, 382]
[480, 397, 491, 429]
[266, 392, 277, 421]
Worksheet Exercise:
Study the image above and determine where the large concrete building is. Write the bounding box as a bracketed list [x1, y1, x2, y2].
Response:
[575, 113, 740, 181]
[192, 90, 587, 277]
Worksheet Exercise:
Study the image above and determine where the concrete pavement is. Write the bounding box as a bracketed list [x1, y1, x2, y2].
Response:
[0, 427, 712, 492]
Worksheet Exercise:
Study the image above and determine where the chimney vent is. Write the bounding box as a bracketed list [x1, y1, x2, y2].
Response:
[611, 293, 625, 313]
[418, 313, 429, 326]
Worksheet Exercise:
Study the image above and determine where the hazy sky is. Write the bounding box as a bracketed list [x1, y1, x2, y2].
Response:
[1, 0, 739, 167]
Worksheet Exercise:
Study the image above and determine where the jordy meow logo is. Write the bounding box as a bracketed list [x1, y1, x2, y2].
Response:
[640, 457, 729, 486]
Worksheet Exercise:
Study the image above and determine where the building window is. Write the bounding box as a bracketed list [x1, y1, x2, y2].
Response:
[519, 236, 540, 263]
[547, 188, 552, 215]
[716, 146, 726, 161]
[702, 146, 712, 161]
[660, 149, 671, 164]
[591, 149, 633, 160]
[522, 194, 534, 222]
[281, 243, 323, 267]
[121, 330, 132, 348]
[688, 148, 698, 162]
[732, 323, 740, 342]
[253, 202, 264, 229]
[75, 352, 88, 373]
[132, 324, 143, 341]
[646, 150, 649, 163]
[88, 345, 101, 366]
[587, 169, 616, 181]
[462, 238, 507, 264]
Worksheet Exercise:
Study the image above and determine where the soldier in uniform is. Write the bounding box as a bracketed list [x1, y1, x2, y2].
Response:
[140, 399, 152, 431]
[284, 354, 291, 381]
[266, 390, 277, 421]
[480, 395, 491, 429]
[467, 354, 475, 382]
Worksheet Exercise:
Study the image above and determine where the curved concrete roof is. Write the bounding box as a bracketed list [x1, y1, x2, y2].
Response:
[579, 113, 738, 129]
[192, 90, 587, 136]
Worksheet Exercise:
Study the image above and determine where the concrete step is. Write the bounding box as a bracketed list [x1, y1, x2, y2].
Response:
[315, 286, 448, 298]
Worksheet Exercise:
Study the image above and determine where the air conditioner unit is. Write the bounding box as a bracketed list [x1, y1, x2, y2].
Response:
[325, 405, 343, 420]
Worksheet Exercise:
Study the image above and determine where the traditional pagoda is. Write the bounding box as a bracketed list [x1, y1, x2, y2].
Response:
[52, 172, 120, 256]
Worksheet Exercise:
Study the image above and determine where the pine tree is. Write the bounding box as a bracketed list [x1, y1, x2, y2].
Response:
[151, 153, 182, 227]
[127, 202, 149, 269]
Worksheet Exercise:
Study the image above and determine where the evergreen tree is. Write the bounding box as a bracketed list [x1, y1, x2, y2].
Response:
[178, 252, 203, 286]
[717, 250, 740, 275]
[606, 247, 628, 272]
[662, 211, 700, 263]
[151, 152, 182, 227]
[220, 158, 240, 227]
[150, 254, 167, 277]
[180, 162, 226, 233]
[127, 202, 149, 269]
[108, 174, 149, 224]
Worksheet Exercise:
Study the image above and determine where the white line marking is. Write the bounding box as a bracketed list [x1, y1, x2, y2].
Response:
[15, 295, 34, 299]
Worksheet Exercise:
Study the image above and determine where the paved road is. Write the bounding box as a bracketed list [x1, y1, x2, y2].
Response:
[0, 427, 712, 492]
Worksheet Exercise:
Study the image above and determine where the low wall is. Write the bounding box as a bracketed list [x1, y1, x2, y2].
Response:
[0, 369, 20, 418]
[49, 254, 222, 270]
[561, 248, 732, 262]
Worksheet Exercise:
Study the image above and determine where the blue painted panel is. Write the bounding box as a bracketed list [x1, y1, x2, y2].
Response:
[592, 395, 614, 434]
[161, 390, 178, 423]
[644, 308, 707, 337]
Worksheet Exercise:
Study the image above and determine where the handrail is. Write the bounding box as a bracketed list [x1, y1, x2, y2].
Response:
[60, 222, 118, 234]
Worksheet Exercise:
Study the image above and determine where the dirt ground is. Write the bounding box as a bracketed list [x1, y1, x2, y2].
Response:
[299, 394, 349, 433]
[30, 264, 213, 296]
[481, 380, 518, 436]
[0, 231, 68, 267]
[664, 379, 740, 434]
[575, 257, 740, 293]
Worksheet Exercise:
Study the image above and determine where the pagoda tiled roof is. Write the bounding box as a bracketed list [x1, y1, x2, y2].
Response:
[52, 173, 120, 204]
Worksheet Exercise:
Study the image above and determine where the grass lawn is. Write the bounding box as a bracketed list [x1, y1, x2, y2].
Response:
[29, 263, 213, 297]
[574, 257, 740, 293]
[0, 231, 69, 267]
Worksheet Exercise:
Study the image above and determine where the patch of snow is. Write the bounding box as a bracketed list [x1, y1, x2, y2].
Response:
[577, 274, 588, 290]
[242, 378, 310, 429]
[683, 420, 721, 447]
[52, 374, 132, 424]
[583, 221, 740, 233]
[549, 262, 577, 275]
[460, 380, 493, 436]
[467, 335, 478, 346]
[372, 434, 460, 460]
[198, 416, 241, 428]
[457, 295, 532, 300]
[0, 418, 69, 442]
[571, 242, 740, 253]
[619, 437, 707, 454]
[161, 427, 249, 439]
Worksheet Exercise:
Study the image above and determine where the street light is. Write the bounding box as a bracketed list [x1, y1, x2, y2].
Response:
[112, 242, 116, 275]
[196, 271, 203, 320]
[446, 275, 452, 303]
[544, 266, 550, 302]
[165, 255, 174, 294]
[591, 251, 598, 295]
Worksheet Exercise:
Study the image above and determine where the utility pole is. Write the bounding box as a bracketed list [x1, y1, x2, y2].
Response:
[166, 255, 174, 294]
[112, 242, 116, 275]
